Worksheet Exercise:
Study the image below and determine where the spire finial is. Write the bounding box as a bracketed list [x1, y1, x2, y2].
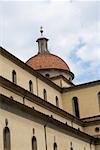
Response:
[40, 26, 43, 36]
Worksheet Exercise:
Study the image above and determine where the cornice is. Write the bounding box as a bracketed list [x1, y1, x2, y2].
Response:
[81, 115, 100, 127]
[0, 47, 62, 92]
[50, 75, 75, 86]
[0, 76, 83, 126]
[0, 94, 100, 145]
[37, 68, 74, 80]
[63, 80, 100, 93]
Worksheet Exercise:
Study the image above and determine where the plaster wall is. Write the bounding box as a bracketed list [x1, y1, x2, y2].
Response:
[0, 108, 45, 150]
[95, 145, 100, 150]
[37, 79, 62, 107]
[51, 78, 72, 88]
[46, 127, 95, 150]
[0, 81, 84, 132]
[51, 78, 61, 87]
[0, 55, 37, 95]
[0, 107, 96, 150]
[61, 79, 72, 87]
[0, 55, 62, 107]
[39, 69, 72, 81]
[62, 85, 100, 118]
[0, 87, 83, 131]
[84, 125, 100, 137]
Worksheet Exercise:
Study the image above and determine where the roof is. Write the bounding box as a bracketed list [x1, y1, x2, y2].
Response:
[63, 80, 100, 93]
[26, 52, 70, 71]
[81, 115, 100, 127]
[0, 47, 62, 92]
[50, 74, 75, 86]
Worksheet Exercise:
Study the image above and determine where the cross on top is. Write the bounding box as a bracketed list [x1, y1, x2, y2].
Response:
[40, 26, 43, 36]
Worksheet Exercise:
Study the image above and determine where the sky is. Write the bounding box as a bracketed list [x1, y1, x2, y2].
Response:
[0, 0, 100, 84]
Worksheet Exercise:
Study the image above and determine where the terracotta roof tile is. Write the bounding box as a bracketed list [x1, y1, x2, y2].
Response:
[26, 53, 70, 71]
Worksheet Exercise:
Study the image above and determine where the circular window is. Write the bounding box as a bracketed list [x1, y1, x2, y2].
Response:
[95, 127, 100, 132]
[45, 73, 50, 78]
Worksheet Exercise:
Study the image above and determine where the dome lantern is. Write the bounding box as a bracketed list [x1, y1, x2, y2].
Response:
[26, 29, 74, 84]
[36, 27, 49, 54]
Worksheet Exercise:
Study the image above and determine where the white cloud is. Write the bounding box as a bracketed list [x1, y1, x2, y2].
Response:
[0, 0, 99, 84]
[77, 44, 100, 63]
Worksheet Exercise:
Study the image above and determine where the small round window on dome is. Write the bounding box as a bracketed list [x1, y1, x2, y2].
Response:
[95, 127, 100, 132]
[45, 73, 50, 78]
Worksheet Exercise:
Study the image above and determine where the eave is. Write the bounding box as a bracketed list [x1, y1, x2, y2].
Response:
[0, 76, 83, 126]
[0, 47, 62, 92]
[63, 80, 100, 93]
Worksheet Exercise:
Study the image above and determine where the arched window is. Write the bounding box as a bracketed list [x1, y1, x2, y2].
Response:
[43, 89, 47, 101]
[53, 142, 57, 150]
[32, 136, 37, 150]
[56, 96, 59, 107]
[12, 70, 17, 84]
[23, 97, 25, 104]
[3, 127, 11, 150]
[70, 142, 73, 150]
[29, 80, 33, 93]
[72, 97, 80, 118]
[98, 92, 100, 111]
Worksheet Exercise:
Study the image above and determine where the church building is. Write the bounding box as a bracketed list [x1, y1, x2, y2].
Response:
[0, 28, 100, 150]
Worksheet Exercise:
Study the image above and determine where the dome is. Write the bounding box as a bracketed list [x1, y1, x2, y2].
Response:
[26, 28, 74, 82]
[26, 52, 70, 71]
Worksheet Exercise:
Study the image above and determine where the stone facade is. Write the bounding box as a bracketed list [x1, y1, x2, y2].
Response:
[0, 34, 100, 150]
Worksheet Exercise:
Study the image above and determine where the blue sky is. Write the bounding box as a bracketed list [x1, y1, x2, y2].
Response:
[0, 0, 100, 84]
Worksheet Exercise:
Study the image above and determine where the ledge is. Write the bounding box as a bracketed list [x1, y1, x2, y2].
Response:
[81, 115, 100, 127]
[63, 80, 100, 92]
[0, 47, 62, 92]
[0, 94, 100, 145]
[0, 76, 83, 126]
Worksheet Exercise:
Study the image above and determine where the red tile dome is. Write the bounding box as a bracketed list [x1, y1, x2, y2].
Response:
[26, 52, 70, 71]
